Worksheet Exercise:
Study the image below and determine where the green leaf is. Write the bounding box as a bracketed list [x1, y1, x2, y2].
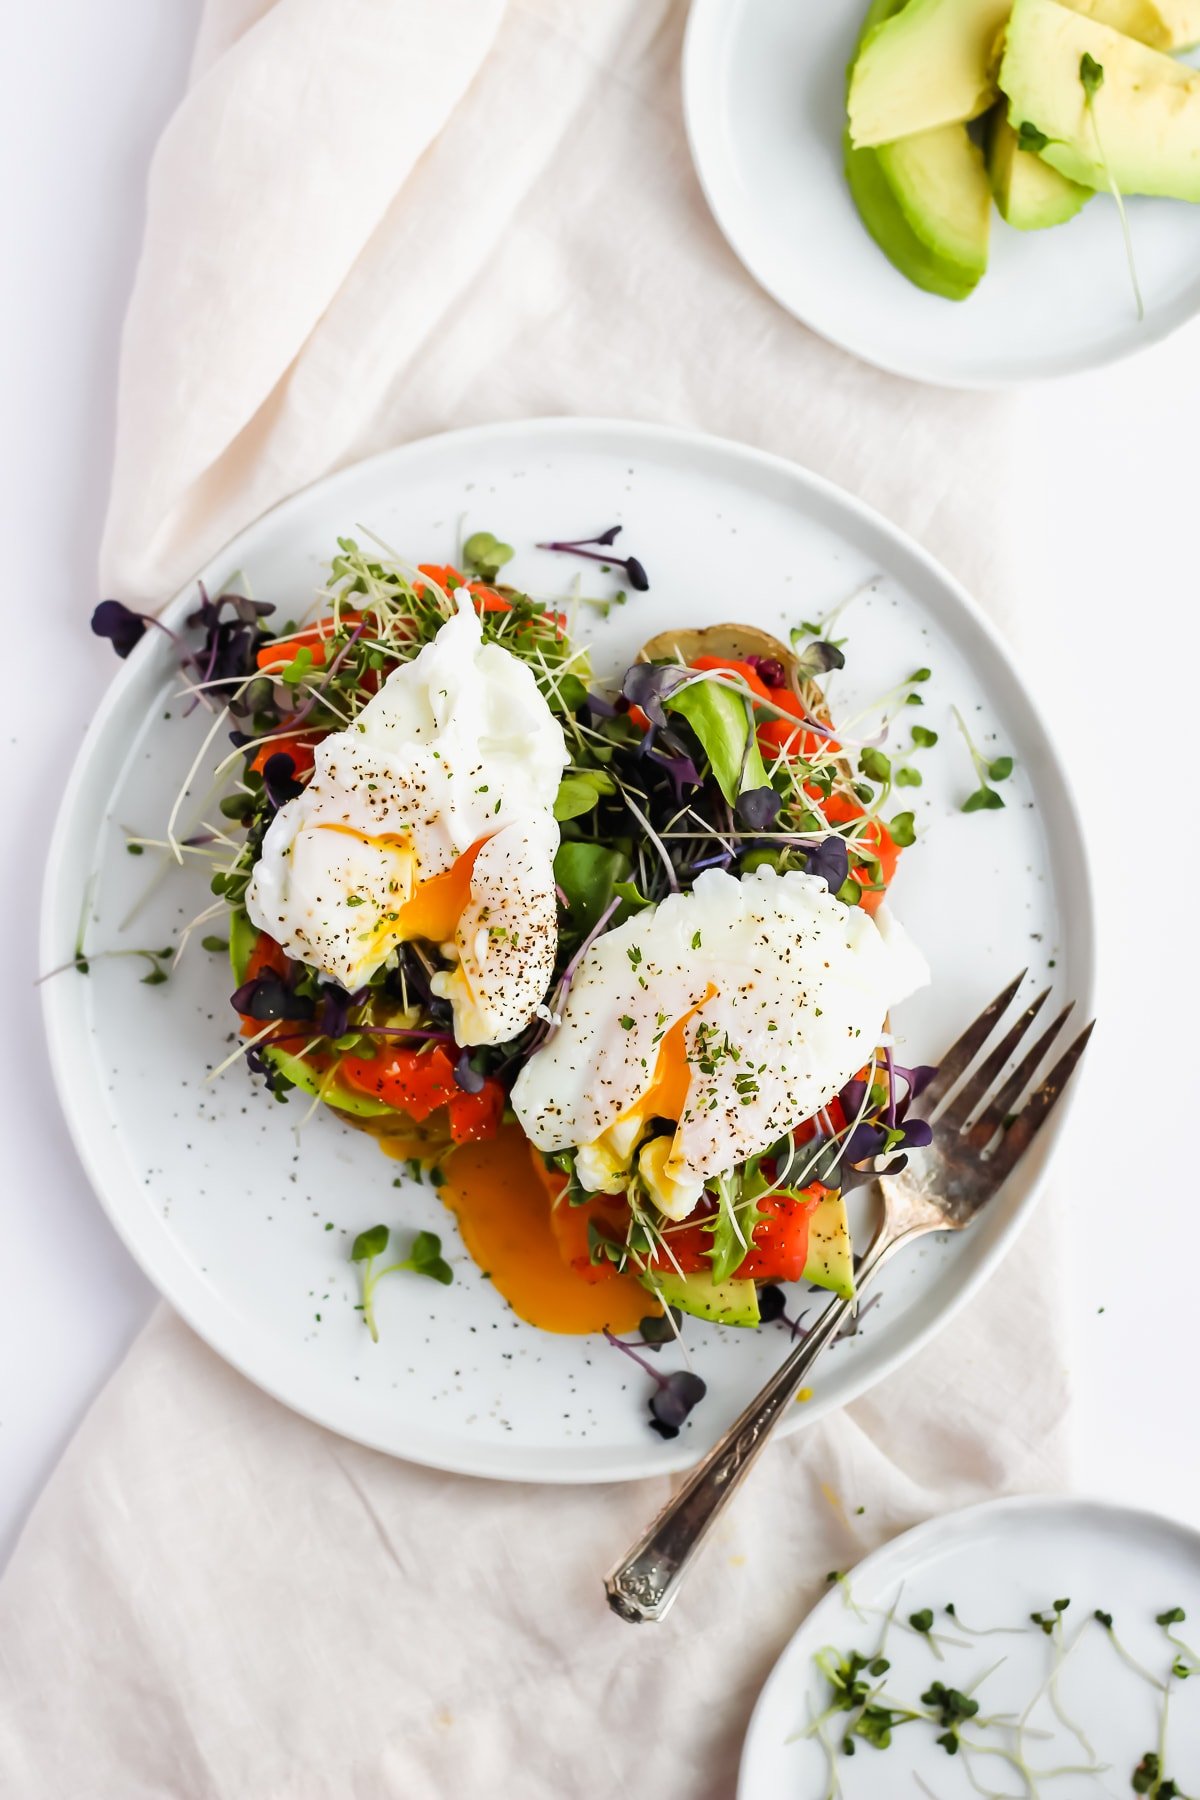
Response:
[858, 747, 891, 784]
[280, 645, 315, 686]
[613, 878, 651, 914]
[1017, 120, 1051, 152]
[405, 1229, 454, 1286]
[666, 677, 767, 807]
[909, 667, 931, 683]
[1080, 51, 1104, 99]
[201, 935, 230, 953]
[140, 967, 169, 986]
[462, 530, 515, 579]
[962, 786, 1004, 814]
[987, 755, 1013, 782]
[351, 1224, 389, 1263]
[836, 877, 863, 906]
[552, 770, 614, 821]
[895, 767, 922, 789]
[547, 672, 589, 716]
[911, 725, 938, 748]
[888, 811, 917, 847]
[553, 841, 631, 936]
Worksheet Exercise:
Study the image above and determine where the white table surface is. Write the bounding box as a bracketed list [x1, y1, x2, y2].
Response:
[3, 1, 1197, 1570]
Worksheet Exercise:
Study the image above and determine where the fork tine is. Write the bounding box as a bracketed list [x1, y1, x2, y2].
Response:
[936, 988, 1051, 1135]
[985, 1020, 1096, 1181]
[918, 969, 1027, 1114]
[964, 1001, 1075, 1151]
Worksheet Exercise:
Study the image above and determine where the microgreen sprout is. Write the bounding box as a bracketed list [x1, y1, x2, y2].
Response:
[536, 526, 649, 590]
[953, 706, 1013, 812]
[351, 1226, 453, 1342]
[1079, 53, 1144, 323]
[601, 1326, 706, 1437]
[461, 530, 514, 582]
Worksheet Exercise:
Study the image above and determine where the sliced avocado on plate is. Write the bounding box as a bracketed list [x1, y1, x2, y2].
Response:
[645, 1270, 761, 1328]
[848, 0, 1011, 147]
[846, 0, 991, 300]
[986, 110, 1092, 226]
[802, 1190, 856, 1301]
[1001, 0, 1200, 199]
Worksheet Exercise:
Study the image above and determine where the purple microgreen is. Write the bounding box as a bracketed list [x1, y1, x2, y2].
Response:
[689, 849, 734, 874]
[736, 784, 783, 830]
[801, 834, 850, 895]
[792, 639, 846, 680]
[230, 970, 315, 1023]
[91, 599, 148, 658]
[315, 983, 368, 1040]
[537, 527, 650, 590]
[758, 1284, 811, 1340]
[621, 661, 693, 728]
[638, 1307, 684, 1346]
[453, 1049, 485, 1094]
[261, 751, 303, 809]
[645, 745, 703, 799]
[585, 689, 620, 718]
[602, 1327, 707, 1439]
[893, 1062, 938, 1101]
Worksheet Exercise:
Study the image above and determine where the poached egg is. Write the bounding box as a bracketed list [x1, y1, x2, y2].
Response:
[511, 866, 927, 1218]
[245, 597, 568, 1045]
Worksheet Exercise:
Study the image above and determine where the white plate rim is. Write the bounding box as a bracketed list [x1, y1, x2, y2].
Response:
[681, 0, 1200, 391]
[41, 414, 1097, 1483]
[737, 1492, 1200, 1796]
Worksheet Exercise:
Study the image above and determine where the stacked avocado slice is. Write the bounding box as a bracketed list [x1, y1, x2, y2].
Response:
[845, 0, 1200, 298]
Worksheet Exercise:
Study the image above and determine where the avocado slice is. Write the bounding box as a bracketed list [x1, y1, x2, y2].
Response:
[873, 126, 992, 285]
[802, 1191, 856, 1301]
[1000, 0, 1200, 199]
[845, 0, 991, 300]
[986, 110, 1092, 227]
[848, 0, 1011, 147]
[644, 1271, 761, 1328]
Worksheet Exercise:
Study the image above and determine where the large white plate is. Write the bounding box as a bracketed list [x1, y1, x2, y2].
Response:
[740, 1496, 1200, 1794]
[683, 0, 1200, 386]
[42, 417, 1093, 1483]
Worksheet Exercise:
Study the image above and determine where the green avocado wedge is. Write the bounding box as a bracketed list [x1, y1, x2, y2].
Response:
[846, 0, 991, 300]
[1001, 0, 1200, 199]
[803, 1191, 856, 1301]
[647, 1271, 761, 1328]
[848, 0, 1010, 146]
[986, 111, 1091, 227]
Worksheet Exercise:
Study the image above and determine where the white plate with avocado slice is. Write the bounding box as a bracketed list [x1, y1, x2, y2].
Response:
[42, 417, 1093, 1484]
[739, 1496, 1200, 1795]
[684, 0, 1200, 385]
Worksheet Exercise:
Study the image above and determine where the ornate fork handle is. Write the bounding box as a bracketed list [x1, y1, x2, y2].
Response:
[604, 1225, 910, 1624]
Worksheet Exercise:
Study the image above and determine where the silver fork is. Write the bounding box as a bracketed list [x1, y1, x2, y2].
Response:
[604, 972, 1094, 1625]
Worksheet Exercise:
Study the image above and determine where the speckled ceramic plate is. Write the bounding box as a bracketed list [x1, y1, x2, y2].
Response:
[740, 1497, 1200, 1794]
[41, 418, 1094, 1482]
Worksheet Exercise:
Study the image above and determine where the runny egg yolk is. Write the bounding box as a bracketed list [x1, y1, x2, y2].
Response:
[314, 824, 485, 959]
[574, 987, 717, 1217]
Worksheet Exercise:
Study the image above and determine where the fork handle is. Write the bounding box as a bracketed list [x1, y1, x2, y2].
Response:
[604, 1228, 902, 1624]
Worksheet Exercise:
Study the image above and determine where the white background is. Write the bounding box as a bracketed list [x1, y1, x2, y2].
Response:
[2, 2, 1197, 1567]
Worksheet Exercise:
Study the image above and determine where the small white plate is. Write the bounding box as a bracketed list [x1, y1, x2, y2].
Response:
[741, 1495, 1200, 1795]
[42, 417, 1093, 1483]
[683, 0, 1200, 386]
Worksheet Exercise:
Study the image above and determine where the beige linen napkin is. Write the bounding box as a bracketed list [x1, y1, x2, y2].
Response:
[4, 4, 1066, 1796]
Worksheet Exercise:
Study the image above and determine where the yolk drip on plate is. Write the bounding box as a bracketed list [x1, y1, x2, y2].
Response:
[433, 1124, 650, 1335]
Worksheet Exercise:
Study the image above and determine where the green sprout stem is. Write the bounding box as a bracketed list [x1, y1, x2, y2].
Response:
[1080, 55, 1144, 324]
